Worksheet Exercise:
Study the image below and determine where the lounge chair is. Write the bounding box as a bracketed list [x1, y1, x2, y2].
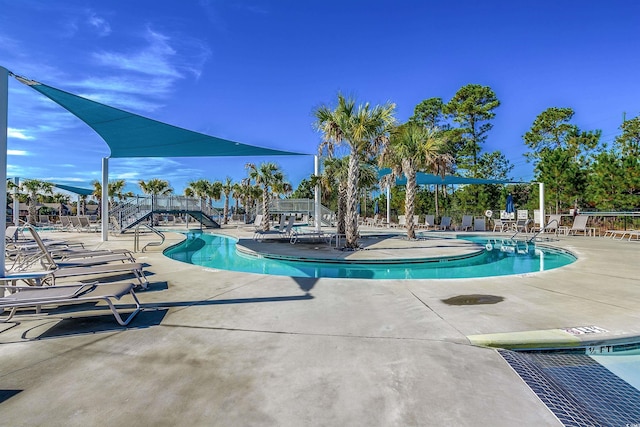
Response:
[418, 214, 436, 230]
[78, 216, 99, 232]
[251, 214, 263, 230]
[23, 225, 149, 288]
[254, 216, 295, 241]
[457, 215, 473, 231]
[473, 217, 486, 231]
[0, 282, 141, 326]
[436, 216, 452, 230]
[567, 215, 590, 236]
[391, 215, 406, 228]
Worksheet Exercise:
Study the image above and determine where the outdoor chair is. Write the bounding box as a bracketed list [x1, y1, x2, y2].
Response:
[436, 216, 452, 230]
[473, 218, 486, 231]
[457, 215, 473, 231]
[0, 282, 141, 326]
[567, 215, 591, 236]
[78, 216, 99, 232]
[419, 214, 435, 229]
[22, 225, 149, 288]
[492, 218, 507, 232]
[254, 216, 295, 241]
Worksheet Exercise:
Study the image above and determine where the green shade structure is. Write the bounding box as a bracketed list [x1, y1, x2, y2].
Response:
[14, 75, 307, 158]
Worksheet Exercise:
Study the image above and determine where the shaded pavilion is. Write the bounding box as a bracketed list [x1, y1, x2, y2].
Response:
[2, 67, 310, 246]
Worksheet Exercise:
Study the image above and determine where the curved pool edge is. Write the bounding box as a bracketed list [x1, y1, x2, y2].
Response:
[468, 330, 640, 351]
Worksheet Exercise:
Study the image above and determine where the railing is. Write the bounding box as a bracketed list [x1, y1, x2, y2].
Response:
[509, 219, 533, 240]
[527, 219, 559, 243]
[134, 223, 165, 253]
[109, 195, 221, 231]
[257, 198, 336, 227]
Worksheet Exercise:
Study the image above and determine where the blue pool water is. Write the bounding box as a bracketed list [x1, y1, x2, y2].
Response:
[163, 232, 576, 279]
[503, 342, 640, 426]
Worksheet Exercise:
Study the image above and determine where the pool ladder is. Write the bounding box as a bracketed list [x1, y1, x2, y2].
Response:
[134, 223, 165, 252]
[526, 219, 559, 243]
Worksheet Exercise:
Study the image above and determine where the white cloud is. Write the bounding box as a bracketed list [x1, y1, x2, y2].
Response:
[87, 12, 111, 37]
[7, 150, 29, 156]
[8, 128, 35, 140]
[92, 27, 182, 79]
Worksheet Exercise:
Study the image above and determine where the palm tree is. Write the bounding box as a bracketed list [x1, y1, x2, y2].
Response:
[186, 179, 213, 212]
[138, 178, 173, 196]
[220, 177, 233, 225]
[20, 179, 53, 225]
[246, 162, 286, 231]
[314, 94, 396, 248]
[139, 178, 173, 225]
[380, 123, 452, 239]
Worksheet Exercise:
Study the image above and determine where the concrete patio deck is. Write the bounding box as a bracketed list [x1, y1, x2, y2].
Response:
[1, 224, 638, 426]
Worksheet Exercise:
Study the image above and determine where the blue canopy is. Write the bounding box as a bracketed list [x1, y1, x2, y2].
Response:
[51, 183, 94, 196]
[14, 75, 307, 159]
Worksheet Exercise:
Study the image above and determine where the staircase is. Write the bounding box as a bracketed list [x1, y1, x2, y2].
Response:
[109, 195, 221, 233]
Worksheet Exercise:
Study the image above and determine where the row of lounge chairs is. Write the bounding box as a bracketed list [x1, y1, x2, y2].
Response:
[2, 225, 147, 325]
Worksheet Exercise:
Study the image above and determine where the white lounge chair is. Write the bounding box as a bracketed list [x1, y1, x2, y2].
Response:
[254, 216, 295, 241]
[23, 225, 149, 288]
[418, 214, 435, 230]
[0, 282, 141, 326]
[567, 215, 590, 236]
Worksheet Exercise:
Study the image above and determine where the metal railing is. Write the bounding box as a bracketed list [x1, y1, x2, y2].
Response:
[527, 219, 559, 243]
[109, 195, 221, 231]
[256, 198, 336, 227]
[134, 223, 165, 253]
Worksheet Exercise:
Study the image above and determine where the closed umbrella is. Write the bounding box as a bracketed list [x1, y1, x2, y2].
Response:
[506, 193, 514, 219]
[374, 200, 380, 214]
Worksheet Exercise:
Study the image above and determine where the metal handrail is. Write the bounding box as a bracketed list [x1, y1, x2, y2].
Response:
[509, 218, 533, 240]
[134, 223, 165, 253]
[527, 219, 559, 243]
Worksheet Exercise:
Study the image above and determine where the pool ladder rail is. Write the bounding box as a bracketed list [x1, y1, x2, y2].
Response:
[526, 219, 560, 243]
[134, 223, 166, 252]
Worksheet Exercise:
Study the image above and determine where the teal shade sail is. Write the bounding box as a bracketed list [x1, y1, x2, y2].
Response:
[51, 183, 94, 196]
[16, 76, 308, 158]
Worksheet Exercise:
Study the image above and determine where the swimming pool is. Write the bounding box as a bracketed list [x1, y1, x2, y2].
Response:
[502, 342, 640, 426]
[163, 232, 576, 279]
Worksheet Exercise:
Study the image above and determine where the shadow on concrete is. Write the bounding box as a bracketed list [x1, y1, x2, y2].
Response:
[0, 390, 22, 404]
[32, 309, 167, 340]
[144, 293, 314, 309]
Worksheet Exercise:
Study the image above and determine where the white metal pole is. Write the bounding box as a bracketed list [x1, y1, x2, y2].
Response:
[13, 176, 19, 225]
[101, 157, 109, 241]
[314, 155, 321, 232]
[539, 182, 545, 232]
[0, 66, 8, 275]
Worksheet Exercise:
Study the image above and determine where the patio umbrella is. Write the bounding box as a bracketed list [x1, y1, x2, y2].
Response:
[374, 200, 380, 214]
[506, 193, 514, 215]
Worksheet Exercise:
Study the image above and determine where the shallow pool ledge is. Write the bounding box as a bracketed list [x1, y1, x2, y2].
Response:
[468, 329, 582, 350]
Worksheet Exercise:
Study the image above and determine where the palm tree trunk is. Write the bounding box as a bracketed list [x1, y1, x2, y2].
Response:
[223, 195, 229, 225]
[337, 182, 347, 235]
[345, 155, 359, 248]
[28, 194, 37, 225]
[262, 188, 270, 231]
[405, 166, 417, 239]
[434, 184, 439, 218]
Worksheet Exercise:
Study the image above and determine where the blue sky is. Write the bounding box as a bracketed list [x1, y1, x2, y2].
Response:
[2, 0, 639, 197]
